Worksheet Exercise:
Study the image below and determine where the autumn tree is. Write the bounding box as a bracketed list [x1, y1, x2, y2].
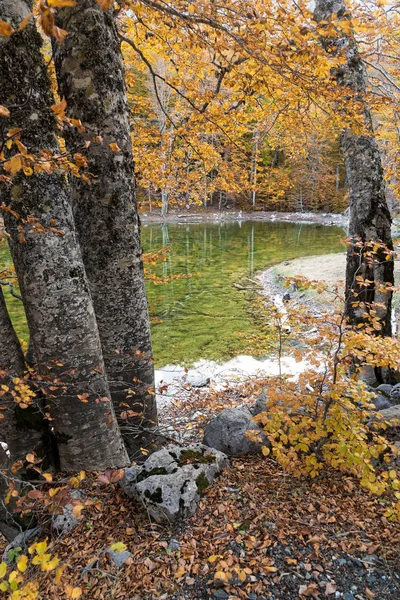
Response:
[314, 0, 394, 341]
[51, 1, 157, 456]
[0, 0, 128, 470]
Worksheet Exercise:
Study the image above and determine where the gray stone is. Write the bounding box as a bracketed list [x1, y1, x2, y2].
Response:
[376, 384, 393, 397]
[369, 393, 392, 411]
[187, 371, 210, 388]
[106, 548, 132, 567]
[390, 383, 400, 405]
[203, 407, 268, 456]
[168, 538, 180, 552]
[212, 591, 229, 600]
[375, 405, 400, 422]
[250, 390, 268, 416]
[52, 490, 84, 534]
[121, 444, 228, 523]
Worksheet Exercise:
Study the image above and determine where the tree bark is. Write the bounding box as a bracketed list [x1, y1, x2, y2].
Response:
[314, 0, 394, 337]
[0, 0, 128, 470]
[53, 0, 157, 457]
[0, 287, 43, 462]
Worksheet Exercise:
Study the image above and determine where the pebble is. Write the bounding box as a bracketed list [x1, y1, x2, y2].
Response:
[168, 539, 180, 552]
[212, 591, 229, 600]
[343, 594, 355, 600]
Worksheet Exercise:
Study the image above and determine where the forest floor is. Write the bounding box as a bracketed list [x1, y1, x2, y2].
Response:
[140, 210, 347, 227]
[6, 377, 399, 600]
[24, 433, 400, 600]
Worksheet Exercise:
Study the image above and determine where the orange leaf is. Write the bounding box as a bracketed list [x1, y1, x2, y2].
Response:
[0, 20, 14, 38]
[0, 106, 10, 118]
[18, 14, 33, 32]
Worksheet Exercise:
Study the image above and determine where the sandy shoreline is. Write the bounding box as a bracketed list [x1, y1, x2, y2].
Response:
[140, 209, 347, 227]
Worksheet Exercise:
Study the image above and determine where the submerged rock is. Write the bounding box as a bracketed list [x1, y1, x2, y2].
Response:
[121, 444, 228, 523]
[203, 407, 268, 456]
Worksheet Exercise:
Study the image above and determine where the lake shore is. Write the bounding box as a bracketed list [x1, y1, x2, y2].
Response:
[260, 252, 400, 314]
[140, 209, 347, 226]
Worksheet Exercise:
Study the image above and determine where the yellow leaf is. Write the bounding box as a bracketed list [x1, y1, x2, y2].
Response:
[25, 453, 35, 463]
[0, 562, 6, 578]
[109, 143, 121, 152]
[66, 586, 82, 599]
[261, 445, 270, 456]
[0, 105, 10, 118]
[35, 540, 48, 556]
[110, 542, 126, 552]
[17, 555, 28, 573]
[48, 0, 77, 6]
[0, 20, 13, 37]
[175, 565, 185, 578]
[208, 555, 220, 563]
[42, 473, 52, 482]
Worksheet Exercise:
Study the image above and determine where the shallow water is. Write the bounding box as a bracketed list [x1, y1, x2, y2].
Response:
[1, 220, 345, 367]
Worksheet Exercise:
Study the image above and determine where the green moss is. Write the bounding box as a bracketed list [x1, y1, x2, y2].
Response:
[195, 472, 210, 493]
[180, 450, 216, 465]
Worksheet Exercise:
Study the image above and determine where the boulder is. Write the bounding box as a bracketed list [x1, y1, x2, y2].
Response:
[365, 386, 393, 411]
[121, 444, 228, 523]
[203, 407, 268, 456]
[378, 405, 400, 423]
[376, 384, 393, 397]
[250, 390, 268, 416]
[390, 383, 400, 406]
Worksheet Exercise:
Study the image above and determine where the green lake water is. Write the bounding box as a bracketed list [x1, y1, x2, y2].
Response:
[1, 221, 345, 368]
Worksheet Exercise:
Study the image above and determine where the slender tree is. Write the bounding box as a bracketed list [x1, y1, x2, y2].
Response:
[53, 0, 157, 457]
[0, 0, 128, 470]
[314, 0, 394, 338]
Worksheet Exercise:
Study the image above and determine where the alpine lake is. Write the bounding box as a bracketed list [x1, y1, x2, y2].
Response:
[1, 220, 345, 368]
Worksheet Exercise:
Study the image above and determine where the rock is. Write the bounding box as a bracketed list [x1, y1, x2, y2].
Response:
[376, 384, 393, 397]
[203, 407, 268, 456]
[121, 444, 228, 523]
[376, 405, 400, 422]
[106, 548, 132, 567]
[168, 539, 180, 552]
[250, 390, 268, 416]
[3, 527, 42, 563]
[370, 393, 392, 411]
[52, 490, 84, 534]
[212, 591, 229, 599]
[187, 371, 210, 388]
[390, 383, 400, 405]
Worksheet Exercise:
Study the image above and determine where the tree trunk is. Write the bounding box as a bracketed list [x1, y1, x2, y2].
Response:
[53, 0, 157, 457]
[314, 0, 394, 337]
[0, 287, 44, 462]
[0, 0, 128, 471]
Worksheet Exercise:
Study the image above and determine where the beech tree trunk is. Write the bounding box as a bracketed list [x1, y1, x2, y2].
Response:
[0, 287, 44, 462]
[0, 0, 128, 470]
[53, 0, 157, 457]
[314, 0, 394, 337]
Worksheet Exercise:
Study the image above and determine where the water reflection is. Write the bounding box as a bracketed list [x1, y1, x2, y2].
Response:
[142, 220, 345, 367]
